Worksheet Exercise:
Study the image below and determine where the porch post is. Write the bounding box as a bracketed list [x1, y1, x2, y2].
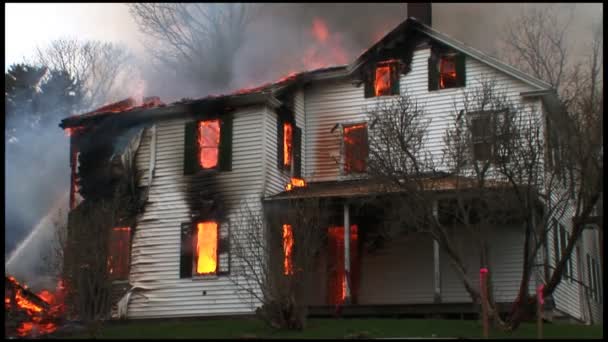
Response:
[432, 199, 441, 303]
[344, 202, 351, 303]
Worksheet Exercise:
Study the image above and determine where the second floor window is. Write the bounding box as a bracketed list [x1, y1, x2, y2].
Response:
[365, 60, 400, 98]
[283, 122, 293, 168]
[199, 119, 220, 169]
[183, 115, 233, 175]
[343, 123, 368, 174]
[468, 110, 508, 163]
[429, 51, 465, 91]
[277, 113, 302, 177]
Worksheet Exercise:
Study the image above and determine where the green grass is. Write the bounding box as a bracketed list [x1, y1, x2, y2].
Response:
[57, 318, 603, 339]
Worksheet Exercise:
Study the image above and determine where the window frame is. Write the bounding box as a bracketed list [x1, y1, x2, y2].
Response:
[467, 109, 510, 163]
[341, 122, 369, 175]
[107, 226, 132, 281]
[192, 221, 220, 277]
[197, 119, 222, 171]
[365, 59, 401, 98]
[428, 50, 466, 92]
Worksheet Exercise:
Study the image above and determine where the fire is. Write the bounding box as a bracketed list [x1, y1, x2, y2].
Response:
[283, 122, 293, 167]
[311, 17, 329, 43]
[198, 120, 221, 169]
[283, 224, 294, 275]
[327, 225, 358, 305]
[374, 65, 391, 96]
[64, 126, 85, 137]
[285, 177, 306, 191]
[5, 276, 66, 337]
[195, 222, 218, 274]
[439, 57, 457, 89]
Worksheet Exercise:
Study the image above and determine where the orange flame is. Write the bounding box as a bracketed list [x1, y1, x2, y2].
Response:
[374, 65, 391, 96]
[311, 17, 329, 43]
[439, 57, 457, 89]
[198, 120, 221, 169]
[284, 122, 293, 167]
[5, 276, 65, 337]
[283, 224, 294, 275]
[196, 222, 218, 274]
[285, 177, 306, 191]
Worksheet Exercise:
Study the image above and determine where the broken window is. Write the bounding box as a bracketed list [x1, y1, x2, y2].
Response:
[194, 221, 218, 275]
[343, 123, 368, 174]
[183, 115, 233, 175]
[277, 112, 302, 176]
[327, 225, 359, 305]
[365, 60, 400, 97]
[107, 227, 131, 280]
[180, 220, 229, 278]
[283, 122, 293, 168]
[198, 119, 220, 169]
[283, 224, 294, 275]
[428, 52, 465, 91]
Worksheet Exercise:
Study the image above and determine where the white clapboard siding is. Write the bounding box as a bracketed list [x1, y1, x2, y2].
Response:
[126, 106, 267, 319]
[304, 47, 542, 182]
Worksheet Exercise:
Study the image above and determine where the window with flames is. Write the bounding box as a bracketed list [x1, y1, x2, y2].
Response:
[283, 224, 294, 275]
[277, 110, 302, 177]
[107, 227, 131, 280]
[429, 51, 465, 91]
[365, 60, 401, 97]
[183, 115, 233, 175]
[180, 220, 230, 278]
[343, 123, 368, 174]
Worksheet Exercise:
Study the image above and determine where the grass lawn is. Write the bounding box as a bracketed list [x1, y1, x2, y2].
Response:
[57, 317, 603, 339]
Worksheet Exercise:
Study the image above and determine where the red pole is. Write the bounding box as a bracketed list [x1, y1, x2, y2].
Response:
[537, 284, 544, 339]
[480, 268, 489, 339]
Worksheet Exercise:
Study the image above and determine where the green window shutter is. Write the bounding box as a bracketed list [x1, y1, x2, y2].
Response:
[217, 222, 230, 275]
[277, 115, 284, 170]
[293, 126, 302, 177]
[184, 121, 198, 175]
[428, 57, 439, 91]
[455, 53, 466, 87]
[390, 63, 400, 95]
[180, 222, 193, 278]
[219, 114, 233, 171]
[364, 68, 375, 98]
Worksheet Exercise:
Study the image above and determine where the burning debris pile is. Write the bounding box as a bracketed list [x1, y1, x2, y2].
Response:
[5, 275, 66, 338]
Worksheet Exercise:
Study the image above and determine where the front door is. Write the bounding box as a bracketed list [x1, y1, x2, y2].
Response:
[327, 225, 359, 305]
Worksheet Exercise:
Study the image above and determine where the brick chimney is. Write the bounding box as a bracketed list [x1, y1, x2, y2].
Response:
[408, 3, 432, 27]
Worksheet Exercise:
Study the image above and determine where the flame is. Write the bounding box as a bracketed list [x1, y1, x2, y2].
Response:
[196, 222, 218, 274]
[343, 124, 367, 173]
[5, 276, 65, 337]
[283, 224, 294, 275]
[374, 65, 391, 96]
[327, 225, 358, 305]
[65, 126, 85, 137]
[198, 120, 221, 169]
[285, 177, 306, 191]
[283, 122, 293, 167]
[439, 57, 457, 89]
[311, 18, 329, 43]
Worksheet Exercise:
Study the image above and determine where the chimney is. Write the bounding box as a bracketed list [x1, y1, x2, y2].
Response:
[407, 3, 432, 27]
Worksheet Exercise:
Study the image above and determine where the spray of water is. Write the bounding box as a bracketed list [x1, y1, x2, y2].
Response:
[5, 190, 69, 288]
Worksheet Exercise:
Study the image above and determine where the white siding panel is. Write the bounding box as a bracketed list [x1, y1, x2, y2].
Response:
[127, 106, 267, 319]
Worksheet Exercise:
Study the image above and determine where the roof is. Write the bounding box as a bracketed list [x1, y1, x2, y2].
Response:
[264, 175, 515, 202]
[61, 17, 558, 129]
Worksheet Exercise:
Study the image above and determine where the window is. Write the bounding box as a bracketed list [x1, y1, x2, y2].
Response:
[194, 221, 218, 275]
[180, 221, 229, 278]
[468, 110, 508, 163]
[343, 123, 368, 174]
[365, 60, 400, 97]
[183, 115, 233, 175]
[277, 112, 302, 177]
[558, 223, 572, 280]
[283, 224, 294, 275]
[429, 52, 465, 91]
[587, 253, 593, 298]
[108, 227, 131, 280]
[198, 119, 220, 169]
[283, 122, 293, 168]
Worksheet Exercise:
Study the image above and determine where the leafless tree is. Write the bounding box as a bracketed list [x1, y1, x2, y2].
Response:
[35, 39, 135, 111]
[128, 3, 261, 91]
[501, 8, 603, 329]
[229, 197, 329, 330]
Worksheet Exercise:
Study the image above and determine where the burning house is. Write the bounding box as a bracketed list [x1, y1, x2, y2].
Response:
[57, 5, 602, 325]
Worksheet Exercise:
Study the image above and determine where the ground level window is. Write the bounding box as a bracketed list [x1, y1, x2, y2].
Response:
[327, 225, 359, 305]
[194, 221, 218, 275]
[283, 224, 294, 275]
[108, 227, 131, 280]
